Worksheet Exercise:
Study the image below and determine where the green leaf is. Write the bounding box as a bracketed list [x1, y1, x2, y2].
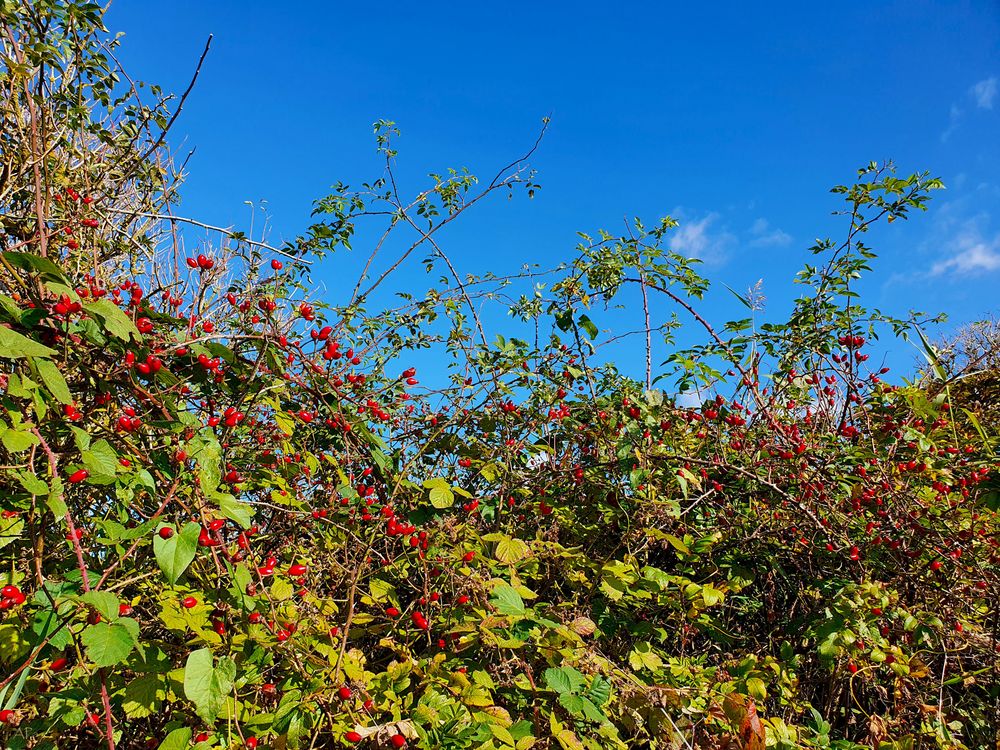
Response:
[493, 535, 529, 564]
[47, 478, 67, 518]
[0, 514, 24, 551]
[81, 621, 136, 667]
[429, 485, 454, 508]
[81, 439, 118, 479]
[586, 675, 611, 706]
[577, 314, 598, 340]
[0, 326, 57, 358]
[14, 470, 47, 495]
[723, 283, 754, 310]
[34, 358, 72, 404]
[490, 584, 526, 616]
[423, 477, 454, 509]
[746, 677, 768, 700]
[80, 591, 121, 623]
[196, 438, 222, 495]
[157, 727, 193, 750]
[369, 578, 398, 604]
[84, 299, 140, 341]
[183, 648, 236, 724]
[123, 673, 164, 718]
[153, 521, 201, 584]
[628, 642, 664, 672]
[701, 584, 726, 607]
[218, 493, 254, 529]
[2, 429, 39, 452]
[544, 666, 586, 695]
[558, 692, 586, 716]
[2, 252, 68, 282]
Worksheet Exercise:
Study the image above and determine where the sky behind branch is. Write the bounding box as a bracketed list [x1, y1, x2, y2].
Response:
[109, 0, 999, 379]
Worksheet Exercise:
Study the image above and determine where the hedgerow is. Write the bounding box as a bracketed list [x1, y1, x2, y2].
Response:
[1, 3, 998, 749]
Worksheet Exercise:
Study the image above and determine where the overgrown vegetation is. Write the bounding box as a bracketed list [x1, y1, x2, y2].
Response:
[1, 3, 998, 749]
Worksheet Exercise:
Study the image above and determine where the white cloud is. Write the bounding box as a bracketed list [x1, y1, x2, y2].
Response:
[941, 103, 963, 142]
[926, 203, 1000, 277]
[941, 77, 997, 141]
[930, 229, 1000, 276]
[748, 218, 792, 248]
[971, 76, 997, 110]
[668, 210, 733, 264]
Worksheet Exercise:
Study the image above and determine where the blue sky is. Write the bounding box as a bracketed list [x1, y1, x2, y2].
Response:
[107, 1, 999, 381]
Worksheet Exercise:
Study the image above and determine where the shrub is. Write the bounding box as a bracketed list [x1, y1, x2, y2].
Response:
[1, 3, 997, 749]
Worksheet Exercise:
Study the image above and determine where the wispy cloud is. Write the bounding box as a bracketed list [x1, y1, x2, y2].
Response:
[942, 76, 997, 141]
[668, 210, 734, 264]
[930, 221, 1000, 276]
[924, 191, 1000, 278]
[971, 76, 997, 110]
[884, 184, 1000, 287]
[941, 103, 963, 143]
[748, 218, 792, 248]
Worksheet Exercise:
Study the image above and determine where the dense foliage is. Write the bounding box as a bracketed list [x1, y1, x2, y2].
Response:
[1, 4, 998, 749]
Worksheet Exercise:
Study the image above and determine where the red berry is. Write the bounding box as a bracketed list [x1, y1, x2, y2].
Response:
[182, 596, 198, 609]
[271, 259, 283, 270]
[345, 732, 363, 744]
[288, 564, 307, 577]
[390, 734, 406, 748]
[338, 686, 352, 700]
[68, 469, 89, 484]
[158, 526, 174, 539]
[245, 737, 258, 749]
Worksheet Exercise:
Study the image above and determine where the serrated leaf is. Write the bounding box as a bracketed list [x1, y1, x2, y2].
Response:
[577, 314, 598, 340]
[544, 666, 586, 694]
[15, 470, 47, 495]
[80, 591, 121, 623]
[494, 535, 529, 564]
[81, 621, 136, 667]
[422, 476, 455, 508]
[558, 692, 586, 716]
[746, 676, 767, 700]
[47, 478, 67, 518]
[2, 429, 39, 452]
[123, 673, 164, 718]
[81, 439, 118, 479]
[490, 584, 525, 616]
[586, 675, 610, 706]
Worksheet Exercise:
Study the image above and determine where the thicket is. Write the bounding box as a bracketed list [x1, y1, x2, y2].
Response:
[1, 3, 998, 749]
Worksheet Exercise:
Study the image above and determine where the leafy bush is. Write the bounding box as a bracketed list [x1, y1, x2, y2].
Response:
[1, 3, 998, 749]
